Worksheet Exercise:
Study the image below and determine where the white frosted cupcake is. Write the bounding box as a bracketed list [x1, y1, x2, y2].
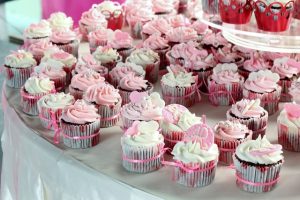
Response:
[121, 121, 165, 173]
[47, 12, 73, 30]
[23, 20, 52, 47]
[88, 28, 114, 51]
[92, 46, 122, 71]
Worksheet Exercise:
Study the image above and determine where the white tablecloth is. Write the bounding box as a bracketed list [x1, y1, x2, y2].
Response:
[1, 85, 300, 200]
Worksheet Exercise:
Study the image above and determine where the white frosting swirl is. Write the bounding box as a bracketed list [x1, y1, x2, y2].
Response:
[278, 108, 300, 130]
[5, 50, 36, 68]
[177, 111, 202, 132]
[93, 46, 120, 64]
[161, 66, 195, 87]
[48, 12, 73, 30]
[126, 48, 159, 66]
[38, 92, 74, 110]
[24, 76, 55, 94]
[24, 20, 51, 39]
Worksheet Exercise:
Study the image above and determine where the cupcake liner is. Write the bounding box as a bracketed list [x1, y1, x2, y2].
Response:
[166, 51, 185, 67]
[226, 110, 268, 139]
[117, 47, 135, 62]
[278, 78, 294, 102]
[69, 86, 84, 100]
[54, 40, 79, 57]
[63, 64, 76, 85]
[20, 87, 52, 116]
[24, 37, 50, 48]
[101, 55, 122, 71]
[207, 77, 244, 106]
[121, 141, 165, 173]
[277, 122, 300, 152]
[162, 128, 185, 150]
[238, 67, 251, 79]
[89, 39, 108, 53]
[233, 155, 283, 193]
[144, 60, 160, 83]
[61, 119, 101, 149]
[171, 159, 218, 188]
[128, 19, 148, 39]
[118, 84, 154, 105]
[4, 65, 35, 88]
[190, 68, 214, 92]
[155, 47, 171, 70]
[97, 100, 122, 128]
[243, 86, 282, 115]
[38, 106, 63, 131]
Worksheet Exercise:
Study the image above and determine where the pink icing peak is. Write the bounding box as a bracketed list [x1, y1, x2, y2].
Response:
[184, 123, 214, 150]
[162, 104, 188, 124]
[284, 103, 300, 118]
[129, 91, 148, 103]
[250, 145, 282, 156]
[52, 51, 70, 60]
[114, 30, 131, 41]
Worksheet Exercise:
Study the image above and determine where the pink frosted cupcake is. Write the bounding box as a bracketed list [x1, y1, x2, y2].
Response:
[27, 40, 58, 64]
[271, 57, 300, 102]
[161, 104, 202, 149]
[243, 70, 282, 115]
[60, 100, 101, 148]
[260, 51, 291, 66]
[108, 62, 145, 87]
[107, 30, 135, 61]
[121, 120, 165, 173]
[79, 9, 108, 41]
[161, 65, 198, 107]
[201, 32, 229, 53]
[239, 52, 270, 79]
[21, 76, 55, 115]
[214, 120, 252, 165]
[226, 99, 268, 139]
[191, 20, 211, 42]
[152, 0, 177, 18]
[83, 83, 122, 128]
[118, 73, 153, 105]
[289, 78, 300, 104]
[215, 46, 245, 67]
[47, 12, 73, 30]
[4, 50, 37, 88]
[207, 63, 244, 106]
[121, 92, 165, 130]
[165, 27, 198, 47]
[126, 48, 160, 83]
[143, 34, 171, 69]
[88, 28, 113, 52]
[23, 20, 52, 47]
[232, 45, 257, 60]
[69, 70, 105, 100]
[92, 46, 122, 71]
[74, 54, 108, 79]
[50, 29, 80, 56]
[167, 14, 191, 28]
[141, 18, 172, 40]
[37, 92, 75, 130]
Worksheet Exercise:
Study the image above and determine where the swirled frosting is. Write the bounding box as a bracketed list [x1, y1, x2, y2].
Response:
[38, 92, 74, 110]
[289, 78, 300, 104]
[84, 83, 121, 106]
[127, 48, 159, 66]
[5, 50, 36, 68]
[191, 20, 210, 35]
[110, 62, 145, 81]
[28, 40, 58, 57]
[177, 111, 202, 132]
[119, 73, 148, 91]
[126, 7, 154, 23]
[61, 100, 100, 124]
[161, 65, 195, 87]
[166, 27, 198, 43]
[50, 29, 77, 44]
[143, 34, 169, 50]
[215, 46, 241, 63]
[162, 104, 189, 131]
[215, 120, 251, 141]
[93, 46, 120, 64]
[169, 41, 208, 60]
[185, 53, 216, 70]
[235, 136, 283, 165]
[229, 99, 266, 118]
[122, 92, 165, 121]
[152, 0, 176, 13]
[243, 53, 270, 72]
[167, 15, 191, 28]
[70, 70, 105, 91]
[24, 76, 55, 94]
[278, 105, 300, 130]
[79, 9, 107, 27]
[244, 70, 280, 93]
[172, 141, 219, 164]
[75, 54, 108, 75]
[42, 49, 77, 67]
[201, 32, 229, 48]
[142, 18, 172, 35]
[96, 1, 122, 12]
[121, 121, 164, 147]
[211, 63, 242, 84]
[48, 12, 73, 30]
[272, 57, 299, 79]
[34, 60, 66, 79]
[260, 51, 291, 62]
[88, 28, 113, 43]
[24, 20, 51, 39]
[108, 30, 133, 49]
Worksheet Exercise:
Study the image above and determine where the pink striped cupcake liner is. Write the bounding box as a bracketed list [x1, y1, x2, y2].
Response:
[278, 78, 294, 102]
[118, 84, 153, 105]
[54, 40, 79, 57]
[162, 128, 185, 150]
[97, 100, 122, 128]
[38, 106, 63, 131]
[4, 65, 35, 88]
[277, 123, 300, 152]
[144, 60, 160, 83]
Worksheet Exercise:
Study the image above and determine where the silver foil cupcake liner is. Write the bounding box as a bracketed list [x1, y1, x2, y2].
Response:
[277, 122, 300, 152]
[98, 100, 122, 128]
[4, 66, 35, 88]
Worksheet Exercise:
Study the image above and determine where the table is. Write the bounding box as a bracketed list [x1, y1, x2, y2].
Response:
[1, 82, 300, 200]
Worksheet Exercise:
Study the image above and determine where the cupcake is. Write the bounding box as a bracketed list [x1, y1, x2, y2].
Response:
[126, 48, 160, 83]
[4, 50, 37, 88]
[95, 1, 123, 30]
[121, 92, 165, 130]
[37, 92, 75, 130]
[170, 123, 219, 187]
[214, 120, 252, 165]
[69, 70, 105, 100]
[271, 57, 299, 102]
[191, 20, 211, 42]
[121, 120, 165, 173]
[74, 54, 109, 79]
[27, 40, 58, 64]
[239, 52, 270, 79]
[118, 73, 153, 105]
[141, 18, 172, 40]
[201, 32, 229, 53]
[289, 78, 300, 104]
[260, 51, 291, 66]
[162, 104, 202, 149]
[243, 70, 282, 115]
[207, 63, 244, 106]
[232, 45, 256, 60]
[215, 46, 245, 67]
[278, 103, 300, 151]
[60, 100, 101, 148]
[107, 30, 135, 61]
[226, 99, 268, 139]
[108, 62, 145, 87]
[233, 136, 284, 193]
[92, 46, 122, 71]
[88, 28, 114, 51]
[161, 65, 198, 107]
[20, 76, 55, 115]
[47, 12, 73, 30]
[165, 27, 198, 47]
[143, 34, 171, 69]
[152, 0, 177, 18]
[83, 83, 122, 128]
[50, 29, 79, 56]
[23, 20, 52, 47]
[167, 14, 191, 28]
[79, 8, 108, 41]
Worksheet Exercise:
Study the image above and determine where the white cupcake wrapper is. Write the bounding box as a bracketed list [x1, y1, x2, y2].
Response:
[162, 128, 185, 150]
[4, 66, 35, 88]
[233, 155, 283, 193]
[97, 101, 122, 128]
[38, 106, 63, 131]
[54, 40, 79, 57]
[277, 122, 300, 152]
[118, 84, 153, 105]
[69, 86, 84, 100]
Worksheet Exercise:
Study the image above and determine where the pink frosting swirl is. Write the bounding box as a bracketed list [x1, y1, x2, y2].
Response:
[230, 99, 266, 118]
[75, 54, 108, 75]
[232, 45, 256, 54]
[152, 0, 175, 13]
[271, 57, 299, 79]
[108, 30, 133, 49]
[243, 53, 270, 72]
[119, 73, 148, 91]
[167, 15, 191, 28]
[109, 62, 144, 81]
[215, 46, 241, 63]
[244, 70, 280, 93]
[80, 9, 107, 27]
[215, 120, 251, 140]
[70, 70, 105, 91]
[34, 65, 66, 79]
[185, 53, 216, 70]
[211, 64, 242, 84]
[88, 28, 112, 43]
[46, 50, 77, 67]
[50, 29, 77, 44]
[142, 18, 172, 35]
[61, 100, 100, 124]
[84, 83, 121, 106]
[166, 27, 198, 43]
[143, 34, 169, 50]
[28, 40, 58, 56]
[191, 20, 209, 35]
[170, 42, 208, 59]
[261, 51, 291, 62]
[126, 7, 154, 23]
[201, 32, 229, 48]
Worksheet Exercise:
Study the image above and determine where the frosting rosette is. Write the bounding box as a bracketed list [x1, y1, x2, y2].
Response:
[126, 7, 154, 24]
[71, 70, 105, 91]
[61, 100, 100, 124]
[185, 53, 216, 70]
[278, 103, 300, 129]
[24, 76, 55, 94]
[244, 70, 280, 93]
[191, 20, 210, 35]
[161, 65, 196, 87]
[24, 20, 51, 39]
[167, 15, 191, 28]
[169, 41, 208, 60]
[201, 32, 229, 48]
[93, 46, 120, 64]
[211, 63, 241, 84]
[119, 73, 148, 91]
[152, 0, 176, 14]
[143, 34, 169, 50]
[34, 60, 66, 79]
[28, 40, 58, 57]
[5, 50, 37, 68]
[126, 48, 159, 66]
[215, 46, 242, 64]
[214, 120, 251, 141]
[272, 57, 300, 79]
[108, 30, 133, 49]
[79, 8, 107, 27]
[110, 62, 145, 80]
[230, 99, 266, 118]
[243, 53, 270, 72]
[88, 28, 113, 43]
[166, 27, 198, 43]
[142, 18, 171, 36]
[48, 12, 73, 30]
[38, 92, 74, 110]
[50, 29, 77, 44]
[42, 49, 77, 67]
[75, 54, 107, 74]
